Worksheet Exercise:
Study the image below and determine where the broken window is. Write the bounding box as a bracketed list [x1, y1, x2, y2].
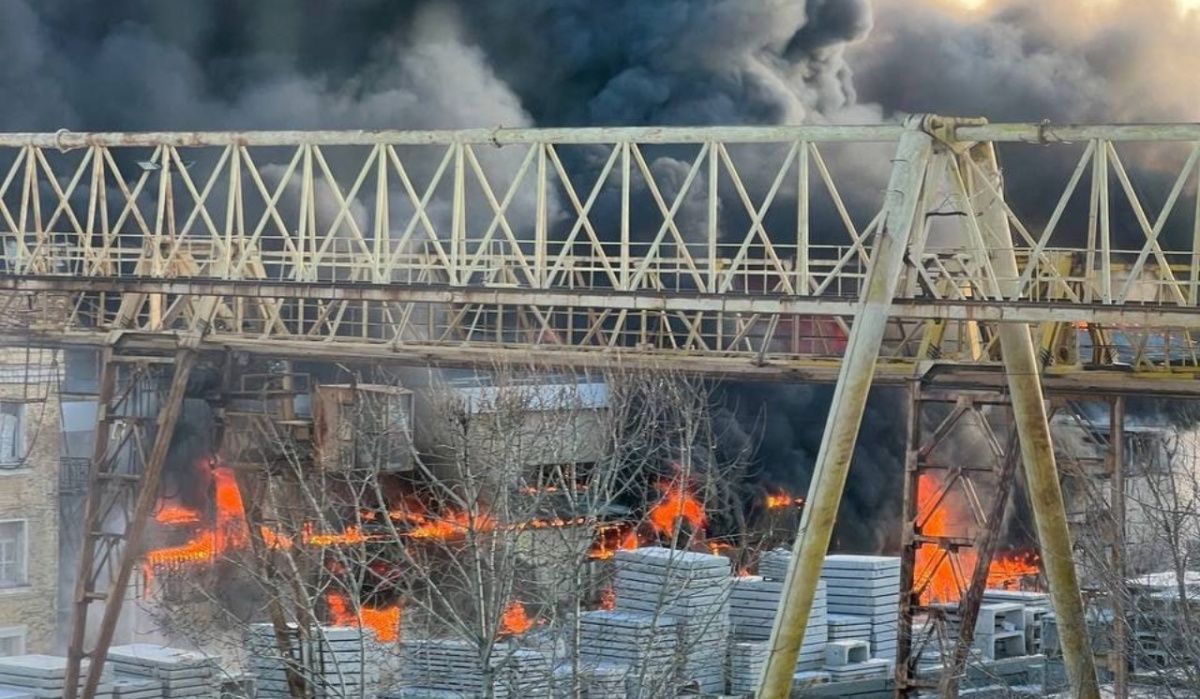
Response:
[0, 402, 23, 468]
[0, 521, 26, 588]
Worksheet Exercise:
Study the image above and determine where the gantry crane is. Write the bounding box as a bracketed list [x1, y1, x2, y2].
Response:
[1, 115, 1199, 698]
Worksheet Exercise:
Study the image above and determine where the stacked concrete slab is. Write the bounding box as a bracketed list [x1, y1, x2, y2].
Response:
[550, 661, 619, 699]
[577, 610, 678, 699]
[109, 675, 162, 699]
[612, 547, 730, 693]
[752, 551, 829, 672]
[827, 614, 873, 644]
[108, 644, 220, 699]
[0, 687, 33, 699]
[757, 549, 793, 581]
[728, 576, 781, 640]
[821, 556, 900, 661]
[0, 655, 115, 699]
[396, 638, 550, 699]
[727, 641, 768, 695]
[246, 624, 373, 698]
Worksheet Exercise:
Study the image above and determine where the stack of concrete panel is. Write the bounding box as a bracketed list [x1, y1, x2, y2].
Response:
[750, 550, 829, 672]
[0, 655, 115, 699]
[491, 648, 554, 698]
[378, 689, 471, 698]
[757, 549, 793, 581]
[398, 639, 549, 699]
[110, 675, 162, 699]
[572, 661, 633, 699]
[246, 625, 372, 699]
[821, 556, 900, 661]
[612, 547, 729, 693]
[577, 610, 678, 699]
[0, 687, 33, 699]
[728, 576, 781, 640]
[753, 552, 830, 672]
[794, 580, 829, 671]
[108, 645, 218, 699]
[827, 614, 872, 644]
[727, 641, 768, 695]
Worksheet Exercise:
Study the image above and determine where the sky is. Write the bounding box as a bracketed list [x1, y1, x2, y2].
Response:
[0, 0, 1197, 131]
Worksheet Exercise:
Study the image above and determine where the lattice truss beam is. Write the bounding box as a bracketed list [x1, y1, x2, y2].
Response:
[0, 122, 1199, 372]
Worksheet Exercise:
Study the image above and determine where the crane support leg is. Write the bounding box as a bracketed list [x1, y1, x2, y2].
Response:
[756, 118, 935, 698]
[64, 348, 197, 699]
[967, 142, 1101, 698]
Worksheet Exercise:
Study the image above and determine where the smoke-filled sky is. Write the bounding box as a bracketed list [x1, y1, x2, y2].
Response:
[13, 0, 1198, 552]
[1, 0, 1196, 132]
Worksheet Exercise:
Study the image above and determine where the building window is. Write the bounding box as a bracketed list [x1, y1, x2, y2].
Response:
[0, 402, 24, 468]
[0, 626, 25, 656]
[0, 521, 27, 588]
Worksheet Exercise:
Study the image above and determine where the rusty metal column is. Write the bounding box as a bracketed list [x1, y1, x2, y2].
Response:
[966, 141, 1102, 699]
[757, 117, 935, 698]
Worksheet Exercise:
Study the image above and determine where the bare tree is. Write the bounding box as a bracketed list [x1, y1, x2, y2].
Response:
[136, 359, 755, 698]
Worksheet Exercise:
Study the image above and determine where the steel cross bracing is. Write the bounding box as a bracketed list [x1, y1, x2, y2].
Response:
[0, 121, 1198, 379]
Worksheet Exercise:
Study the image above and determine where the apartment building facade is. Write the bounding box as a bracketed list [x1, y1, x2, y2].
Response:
[0, 348, 61, 656]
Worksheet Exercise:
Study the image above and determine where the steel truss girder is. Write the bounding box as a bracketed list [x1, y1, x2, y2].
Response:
[0, 120, 1199, 375]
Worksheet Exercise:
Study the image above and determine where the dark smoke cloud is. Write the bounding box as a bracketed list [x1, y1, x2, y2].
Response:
[0, 0, 877, 131]
[713, 384, 907, 553]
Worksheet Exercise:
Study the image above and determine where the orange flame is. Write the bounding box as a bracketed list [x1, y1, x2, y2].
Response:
[302, 524, 370, 547]
[154, 505, 200, 526]
[589, 523, 640, 560]
[406, 510, 497, 540]
[765, 491, 804, 510]
[145, 464, 367, 582]
[499, 600, 535, 636]
[914, 473, 1043, 603]
[327, 591, 402, 643]
[648, 476, 706, 536]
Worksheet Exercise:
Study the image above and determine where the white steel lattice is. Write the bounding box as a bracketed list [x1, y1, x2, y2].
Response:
[1, 122, 1199, 373]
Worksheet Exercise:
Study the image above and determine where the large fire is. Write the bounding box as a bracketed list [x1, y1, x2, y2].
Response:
[326, 591, 402, 643]
[914, 473, 1042, 603]
[145, 465, 368, 580]
[498, 600, 535, 636]
[647, 476, 707, 536]
[145, 468, 248, 573]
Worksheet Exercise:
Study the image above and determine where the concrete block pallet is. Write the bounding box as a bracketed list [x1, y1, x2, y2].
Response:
[0, 655, 115, 699]
[820, 556, 900, 662]
[108, 644, 220, 699]
[613, 547, 730, 693]
[247, 625, 373, 699]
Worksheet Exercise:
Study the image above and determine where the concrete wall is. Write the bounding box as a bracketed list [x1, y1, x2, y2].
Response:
[0, 348, 61, 655]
